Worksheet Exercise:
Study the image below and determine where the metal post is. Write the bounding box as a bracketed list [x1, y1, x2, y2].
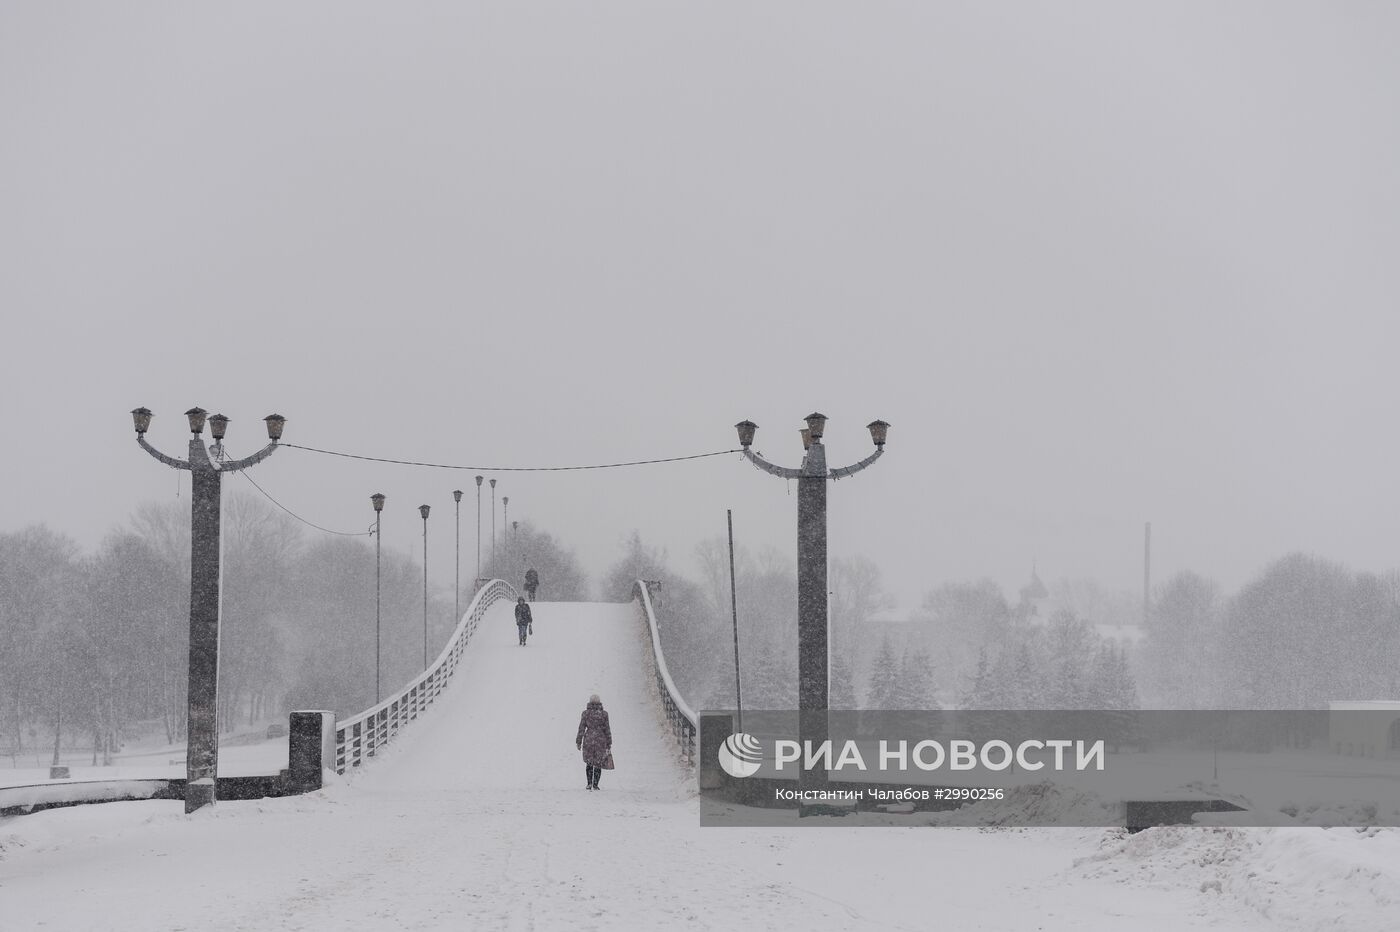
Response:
[475, 476, 483, 583]
[454, 490, 463, 623]
[375, 509, 382, 703]
[490, 479, 497, 572]
[727, 509, 744, 733]
[420, 505, 430, 671]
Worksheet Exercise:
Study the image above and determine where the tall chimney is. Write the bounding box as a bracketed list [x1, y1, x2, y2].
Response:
[1143, 521, 1152, 628]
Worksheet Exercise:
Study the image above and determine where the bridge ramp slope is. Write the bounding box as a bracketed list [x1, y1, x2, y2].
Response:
[356, 599, 685, 798]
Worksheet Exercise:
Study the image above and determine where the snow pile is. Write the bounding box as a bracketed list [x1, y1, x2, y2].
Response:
[1075, 824, 1257, 890]
[1235, 829, 1400, 928]
[926, 781, 1121, 827]
[1075, 825, 1400, 931]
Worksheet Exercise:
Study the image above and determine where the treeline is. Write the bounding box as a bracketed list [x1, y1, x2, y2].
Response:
[602, 532, 799, 710]
[900, 552, 1400, 711]
[889, 577, 1136, 712]
[616, 536, 1400, 714]
[1142, 554, 1400, 709]
[623, 541, 1142, 713]
[604, 534, 918, 710]
[0, 495, 587, 762]
[7, 505, 1390, 767]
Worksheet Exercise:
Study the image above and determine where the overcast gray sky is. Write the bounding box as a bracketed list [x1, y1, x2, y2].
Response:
[3, 2, 1398, 615]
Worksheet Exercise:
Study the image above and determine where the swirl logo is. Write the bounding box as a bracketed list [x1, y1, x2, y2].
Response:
[718, 732, 763, 779]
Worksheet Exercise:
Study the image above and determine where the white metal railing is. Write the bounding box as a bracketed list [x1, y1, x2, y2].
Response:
[633, 580, 698, 762]
[334, 578, 518, 773]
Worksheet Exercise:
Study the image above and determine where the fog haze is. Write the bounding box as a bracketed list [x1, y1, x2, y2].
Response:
[3, 2, 1398, 613]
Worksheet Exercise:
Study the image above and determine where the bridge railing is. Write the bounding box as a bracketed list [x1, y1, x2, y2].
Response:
[334, 578, 519, 773]
[633, 579, 697, 763]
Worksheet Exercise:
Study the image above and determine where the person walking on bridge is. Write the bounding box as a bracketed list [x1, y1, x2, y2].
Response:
[524, 567, 539, 602]
[576, 694, 612, 790]
[514, 596, 533, 646]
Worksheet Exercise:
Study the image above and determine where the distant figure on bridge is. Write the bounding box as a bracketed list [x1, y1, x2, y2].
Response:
[524, 567, 539, 601]
[576, 694, 613, 791]
[514, 596, 533, 646]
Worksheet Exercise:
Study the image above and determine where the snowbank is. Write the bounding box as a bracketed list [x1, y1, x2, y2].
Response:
[1075, 824, 1400, 931]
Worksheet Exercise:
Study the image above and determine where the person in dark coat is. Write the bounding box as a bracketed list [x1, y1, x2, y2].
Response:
[514, 596, 533, 646]
[524, 567, 539, 602]
[576, 694, 612, 790]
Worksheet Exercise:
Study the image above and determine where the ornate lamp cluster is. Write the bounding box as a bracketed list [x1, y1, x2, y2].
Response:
[130, 405, 287, 815]
[730, 411, 889, 817]
[733, 412, 889, 480]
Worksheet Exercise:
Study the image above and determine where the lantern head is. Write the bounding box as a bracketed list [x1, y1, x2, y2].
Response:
[867, 420, 890, 448]
[131, 407, 153, 435]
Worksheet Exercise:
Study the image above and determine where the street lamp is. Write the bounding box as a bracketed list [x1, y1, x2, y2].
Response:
[371, 493, 386, 704]
[502, 496, 509, 565]
[734, 412, 888, 815]
[474, 475, 483, 585]
[419, 504, 430, 671]
[490, 478, 497, 572]
[133, 406, 285, 814]
[453, 489, 463, 624]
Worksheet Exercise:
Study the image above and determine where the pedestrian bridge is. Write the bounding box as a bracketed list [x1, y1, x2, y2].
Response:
[333, 580, 695, 780]
[333, 582, 695, 800]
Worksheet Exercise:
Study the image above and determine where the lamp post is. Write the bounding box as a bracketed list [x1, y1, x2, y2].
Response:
[502, 496, 509, 566]
[490, 479, 498, 572]
[132, 406, 286, 814]
[371, 493, 386, 704]
[453, 489, 463, 623]
[734, 413, 889, 815]
[512, 520, 519, 574]
[474, 475, 483, 585]
[419, 504, 430, 671]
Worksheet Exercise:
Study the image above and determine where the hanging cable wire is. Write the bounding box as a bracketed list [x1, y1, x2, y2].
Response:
[279, 443, 743, 472]
[237, 471, 369, 537]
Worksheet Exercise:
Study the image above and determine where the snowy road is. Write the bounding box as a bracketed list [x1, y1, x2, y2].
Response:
[1, 600, 1384, 930]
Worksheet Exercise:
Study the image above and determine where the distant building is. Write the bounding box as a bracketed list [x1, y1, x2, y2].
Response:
[1328, 700, 1400, 758]
[1017, 565, 1049, 620]
[1015, 564, 1146, 646]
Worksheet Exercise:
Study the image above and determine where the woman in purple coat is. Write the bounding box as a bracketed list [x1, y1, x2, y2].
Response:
[576, 694, 612, 790]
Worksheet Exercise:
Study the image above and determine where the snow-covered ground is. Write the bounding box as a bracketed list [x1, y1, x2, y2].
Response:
[0, 740, 291, 790]
[2, 600, 1396, 931]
